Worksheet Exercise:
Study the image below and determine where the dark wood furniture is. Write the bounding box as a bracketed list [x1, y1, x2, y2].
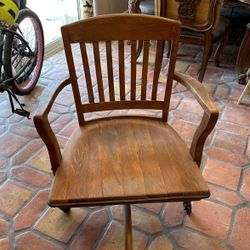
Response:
[34, 14, 219, 249]
[129, 0, 230, 82]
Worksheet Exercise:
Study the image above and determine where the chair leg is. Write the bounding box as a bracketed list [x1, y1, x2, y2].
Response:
[136, 40, 143, 60]
[198, 33, 212, 82]
[214, 31, 229, 67]
[60, 207, 70, 213]
[124, 204, 133, 250]
[183, 202, 192, 215]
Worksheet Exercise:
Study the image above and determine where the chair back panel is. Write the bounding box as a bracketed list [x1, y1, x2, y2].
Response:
[61, 14, 181, 122]
[156, 0, 222, 31]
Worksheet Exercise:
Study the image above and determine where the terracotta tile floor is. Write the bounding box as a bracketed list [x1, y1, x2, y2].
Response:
[0, 42, 250, 250]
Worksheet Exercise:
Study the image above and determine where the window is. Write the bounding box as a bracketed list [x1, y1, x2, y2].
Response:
[27, 0, 79, 45]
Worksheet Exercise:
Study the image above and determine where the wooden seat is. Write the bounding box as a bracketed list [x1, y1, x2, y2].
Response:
[130, 0, 230, 82]
[50, 117, 209, 207]
[34, 14, 219, 250]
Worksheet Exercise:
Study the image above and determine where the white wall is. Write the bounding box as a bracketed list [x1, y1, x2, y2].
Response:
[94, 0, 128, 15]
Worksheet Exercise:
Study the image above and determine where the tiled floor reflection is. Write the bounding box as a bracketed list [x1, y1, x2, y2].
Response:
[0, 42, 249, 249]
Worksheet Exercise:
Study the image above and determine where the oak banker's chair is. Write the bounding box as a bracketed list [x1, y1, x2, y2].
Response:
[34, 14, 218, 249]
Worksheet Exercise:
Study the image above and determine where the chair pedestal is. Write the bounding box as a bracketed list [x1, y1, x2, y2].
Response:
[124, 204, 133, 250]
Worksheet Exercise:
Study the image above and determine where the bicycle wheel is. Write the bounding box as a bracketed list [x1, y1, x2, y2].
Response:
[4, 8, 44, 95]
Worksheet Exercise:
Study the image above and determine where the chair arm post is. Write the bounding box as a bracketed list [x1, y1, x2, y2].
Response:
[33, 78, 71, 174]
[173, 72, 219, 166]
[190, 111, 218, 166]
[34, 115, 62, 174]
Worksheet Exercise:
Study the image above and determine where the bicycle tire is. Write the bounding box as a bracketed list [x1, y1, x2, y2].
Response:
[4, 8, 44, 95]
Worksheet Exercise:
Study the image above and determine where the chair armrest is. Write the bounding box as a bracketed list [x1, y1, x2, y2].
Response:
[33, 78, 71, 174]
[174, 72, 219, 166]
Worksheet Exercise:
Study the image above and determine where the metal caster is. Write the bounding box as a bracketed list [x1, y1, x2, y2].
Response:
[183, 202, 192, 215]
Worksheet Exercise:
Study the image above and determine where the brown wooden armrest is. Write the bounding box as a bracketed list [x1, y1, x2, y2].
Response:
[174, 72, 219, 166]
[33, 78, 71, 174]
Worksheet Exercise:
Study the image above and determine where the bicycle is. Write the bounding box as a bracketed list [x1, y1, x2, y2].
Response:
[0, 0, 44, 118]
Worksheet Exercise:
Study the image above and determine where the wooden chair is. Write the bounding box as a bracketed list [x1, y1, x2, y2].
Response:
[34, 14, 219, 249]
[130, 0, 230, 82]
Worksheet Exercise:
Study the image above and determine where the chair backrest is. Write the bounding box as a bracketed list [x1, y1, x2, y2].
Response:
[61, 14, 181, 125]
[155, 0, 222, 32]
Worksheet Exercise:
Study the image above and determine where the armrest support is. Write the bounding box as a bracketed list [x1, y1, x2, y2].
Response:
[174, 72, 219, 166]
[34, 78, 71, 174]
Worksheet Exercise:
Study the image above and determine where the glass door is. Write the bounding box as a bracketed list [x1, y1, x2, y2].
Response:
[26, 0, 79, 45]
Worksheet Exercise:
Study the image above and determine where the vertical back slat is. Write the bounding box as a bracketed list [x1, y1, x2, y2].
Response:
[130, 40, 137, 100]
[80, 42, 94, 103]
[162, 40, 179, 121]
[62, 31, 84, 125]
[106, 41, 115, 102]
[141, 40, 150, 100]
[118, 40, 126, 100]
[151, 40, 165, 101]
[93, 42, 105, 102]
